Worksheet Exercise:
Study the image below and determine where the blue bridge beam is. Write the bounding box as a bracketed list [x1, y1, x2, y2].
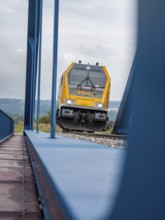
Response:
[24, 0, 42, 130]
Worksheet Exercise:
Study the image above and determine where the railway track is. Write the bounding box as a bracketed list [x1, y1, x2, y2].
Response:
[0, 135, 43, 220]
[62, 130, 126, 139]
[60, 131, 127, 148]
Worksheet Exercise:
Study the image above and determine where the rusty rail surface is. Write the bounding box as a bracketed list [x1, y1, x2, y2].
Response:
[0, 135, 43, 219]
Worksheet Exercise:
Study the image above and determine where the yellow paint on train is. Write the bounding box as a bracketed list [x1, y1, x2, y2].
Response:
[57, 62, 111, 131]
[58, 62, 111, 110]
[76, 90, 94, 97]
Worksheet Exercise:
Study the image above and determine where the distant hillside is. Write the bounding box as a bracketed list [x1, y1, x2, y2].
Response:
[0, 99, 120, 122]
[0, 99, 51, 116]
[0, 99, 24, 115]
[108, 101, 120, 121]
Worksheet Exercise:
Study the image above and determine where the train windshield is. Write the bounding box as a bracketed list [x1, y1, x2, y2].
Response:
[69, 69, 106, 88]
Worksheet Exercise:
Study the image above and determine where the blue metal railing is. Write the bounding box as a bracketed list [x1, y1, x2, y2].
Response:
[0, 109, 14, 142]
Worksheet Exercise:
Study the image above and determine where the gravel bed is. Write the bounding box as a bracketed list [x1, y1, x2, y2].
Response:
[59, 132, 126, 149]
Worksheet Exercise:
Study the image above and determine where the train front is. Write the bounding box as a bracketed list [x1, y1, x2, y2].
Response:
[57, 62, 111, 132]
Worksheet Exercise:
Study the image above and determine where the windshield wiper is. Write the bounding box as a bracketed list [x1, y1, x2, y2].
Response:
[77, 76, 96, 88]
[77, 70, 96, 88]
[88, 76, 96, 88]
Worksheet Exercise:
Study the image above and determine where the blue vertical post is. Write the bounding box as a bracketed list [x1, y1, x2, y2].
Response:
[110, 0, 165, 219]
[50, 0, 59, 138]
[24, 0, 40, 130]
[36, 0, 43, 133]
[30, 42, 34, 128]
[31, 0, 38, 130]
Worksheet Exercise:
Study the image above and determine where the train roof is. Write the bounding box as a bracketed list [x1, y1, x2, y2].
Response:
[73, 63, 104, 72]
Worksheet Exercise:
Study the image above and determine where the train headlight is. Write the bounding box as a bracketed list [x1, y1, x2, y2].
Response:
[94, 102, 103, 108]
[65, 99, 76, 105]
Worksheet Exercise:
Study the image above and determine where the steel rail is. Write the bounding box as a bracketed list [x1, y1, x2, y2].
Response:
[0, 135, 43, 219]
[61, 131, 126, 140]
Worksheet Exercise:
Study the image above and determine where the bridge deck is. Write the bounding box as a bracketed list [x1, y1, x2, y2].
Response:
[0, 132, 125, 219]
[25, 130, 125, 220]
[0, 135, 43, 220]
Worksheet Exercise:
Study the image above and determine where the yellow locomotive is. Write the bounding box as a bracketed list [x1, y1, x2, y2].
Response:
[57, 62, 111, 132]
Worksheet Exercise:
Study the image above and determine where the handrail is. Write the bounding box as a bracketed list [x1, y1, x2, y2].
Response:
[0, 109, 14, 142]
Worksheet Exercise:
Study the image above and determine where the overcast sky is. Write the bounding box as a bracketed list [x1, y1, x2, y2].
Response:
[0, 0, 136, 101]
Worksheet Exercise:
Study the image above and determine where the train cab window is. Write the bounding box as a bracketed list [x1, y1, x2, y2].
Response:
[89, 71, 106, 88]
[69, 68, 106, 88]
[69, 69, 87, 86]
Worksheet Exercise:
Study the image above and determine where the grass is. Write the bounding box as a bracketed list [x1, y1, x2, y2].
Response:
[15, 121, 24, 133]
[14, 115, 113, 134]
[15, 122, 113, 133]
[14, 121, 62, 133]
[103, 127, 113, 133]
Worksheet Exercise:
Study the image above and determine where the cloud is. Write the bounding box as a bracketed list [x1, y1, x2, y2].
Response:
[0, 0, 28, 98]
[0, 0, 136, 100]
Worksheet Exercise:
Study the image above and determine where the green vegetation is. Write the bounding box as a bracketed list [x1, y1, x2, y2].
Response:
[39, 115, 50, 124]
[104, 121, 114, 133]
[9, 113, 24, 133]
[15, 121, 24, 133]
[12, 112, 113, 133]
[13, 112, 62, 133]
